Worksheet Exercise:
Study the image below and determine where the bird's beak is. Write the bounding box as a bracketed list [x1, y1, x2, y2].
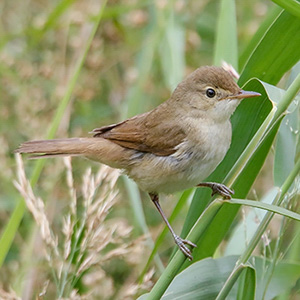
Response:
[233, 90, 261, 99]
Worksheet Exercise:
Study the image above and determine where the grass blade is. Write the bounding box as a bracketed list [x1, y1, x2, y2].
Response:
[226, 198, 300, 221]
[214, 0, 238, 68]
[271, 0, 300, 18]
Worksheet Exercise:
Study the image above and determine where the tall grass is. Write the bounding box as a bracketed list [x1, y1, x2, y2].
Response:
[0, 0, 299, 299]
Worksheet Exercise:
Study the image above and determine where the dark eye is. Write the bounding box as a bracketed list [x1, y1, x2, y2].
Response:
[206, 88, 216, 98]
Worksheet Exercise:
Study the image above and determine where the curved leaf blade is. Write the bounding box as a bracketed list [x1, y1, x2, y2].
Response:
[226, 198, 300, 221]
[239, 10, 300, 86]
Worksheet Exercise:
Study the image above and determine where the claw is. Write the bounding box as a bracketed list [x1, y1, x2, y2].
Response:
[211, 183, 234, 199]
[174, 235, 197, 260]
[197, 182, 234, 199]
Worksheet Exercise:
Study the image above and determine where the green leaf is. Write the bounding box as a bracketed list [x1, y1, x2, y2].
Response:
[274, 64, 300, 186]
[226, 198, 300, 221]
[239, 6, 283, 70]
[138, 256, 239, 300]
[239, 10, 300, 86]
[271, 0, 300, 19]
[214, 0, 238, 68]
[237, 266, 256, 300]
[140, 256, 300, 300]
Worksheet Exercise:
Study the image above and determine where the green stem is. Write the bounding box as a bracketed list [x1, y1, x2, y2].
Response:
[216, 264, 246, 298]
[273, 72, 300, 120]
[216, 158, 300, 300]
[58, 219, 86, 297]
[147, 199, 223, 300]
[0, 1, 107, 268]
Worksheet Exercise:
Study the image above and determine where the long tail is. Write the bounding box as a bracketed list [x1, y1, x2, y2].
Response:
[15, 138, 92, 158]
[15, 137, 131, 169]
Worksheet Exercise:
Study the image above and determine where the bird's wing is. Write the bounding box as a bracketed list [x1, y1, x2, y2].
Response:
[91, 110, 185, 156]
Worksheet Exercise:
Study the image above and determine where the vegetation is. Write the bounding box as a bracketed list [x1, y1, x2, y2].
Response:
[0, 0, 299, 299]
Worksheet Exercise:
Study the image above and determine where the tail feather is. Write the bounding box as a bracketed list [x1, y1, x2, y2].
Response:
[15, 137, 132, 169]
[15, 138, 88, 158]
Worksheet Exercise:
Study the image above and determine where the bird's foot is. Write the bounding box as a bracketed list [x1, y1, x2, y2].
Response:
[197, 182, 234, 199]
[174, 235, 197, 261]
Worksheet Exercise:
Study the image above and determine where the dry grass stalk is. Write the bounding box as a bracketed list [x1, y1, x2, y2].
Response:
[14, 153, 141, 298]
[74, 164, 128, 276]
[14, 154, 59, 259]
[63, 157, 77, 215]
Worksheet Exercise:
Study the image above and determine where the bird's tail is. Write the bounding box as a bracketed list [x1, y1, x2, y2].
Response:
[14, 138, 93, 158]
[15, 137, 130, 169]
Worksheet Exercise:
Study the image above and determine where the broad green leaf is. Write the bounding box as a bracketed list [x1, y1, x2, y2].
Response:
[274, 62, 300, 186]
[237, 266, 256, 300]
[138, 256, 239, 300]
[214, 0, 238, 69]
[271, 0, 300, 18]
[239, 10, 300, 86]
[239, 6, 283, 70]
[274, 112, 298, 186]
[140, 256, 300, 300]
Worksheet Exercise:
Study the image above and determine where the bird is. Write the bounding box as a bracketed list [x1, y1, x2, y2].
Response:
[15, 66, 261, 260]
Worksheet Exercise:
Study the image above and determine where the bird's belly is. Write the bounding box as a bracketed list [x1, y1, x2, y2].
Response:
[126, 137, 230, 194]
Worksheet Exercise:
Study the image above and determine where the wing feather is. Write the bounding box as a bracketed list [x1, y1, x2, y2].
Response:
[91, 109, 185, 156]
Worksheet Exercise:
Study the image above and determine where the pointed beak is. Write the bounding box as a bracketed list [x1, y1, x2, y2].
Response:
[233, 90, 261, 100]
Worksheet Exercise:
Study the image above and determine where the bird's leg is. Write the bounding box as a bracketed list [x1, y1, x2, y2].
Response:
[197, 182, 234, 199]
[149, 192, 196, 260]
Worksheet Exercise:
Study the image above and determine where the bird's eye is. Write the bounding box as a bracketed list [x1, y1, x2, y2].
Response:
[206, 88, 216, 98]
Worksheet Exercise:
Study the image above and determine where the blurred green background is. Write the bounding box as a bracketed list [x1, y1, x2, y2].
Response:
[1, 0, 299, 299]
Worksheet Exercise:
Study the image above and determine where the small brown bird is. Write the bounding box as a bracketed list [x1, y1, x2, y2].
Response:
[15, 66, 260, 260]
